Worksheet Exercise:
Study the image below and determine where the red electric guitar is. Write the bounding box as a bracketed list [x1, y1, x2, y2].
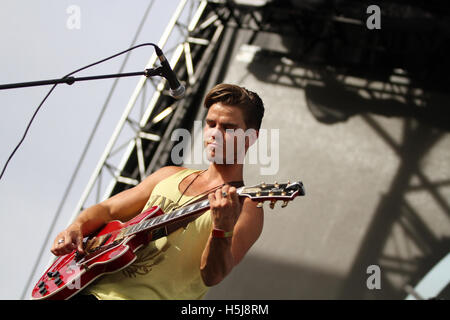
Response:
[31, 180, 305, 300]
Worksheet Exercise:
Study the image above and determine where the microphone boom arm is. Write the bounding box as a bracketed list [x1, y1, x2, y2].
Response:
[0, 67, 165, 90]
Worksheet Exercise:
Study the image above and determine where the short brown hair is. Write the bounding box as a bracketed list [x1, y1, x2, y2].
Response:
[204, 83, 265, 130]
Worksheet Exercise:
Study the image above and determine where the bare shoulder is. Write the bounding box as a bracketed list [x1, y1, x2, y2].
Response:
[151, 165, 186, 178]
[128, 165, 186, 204]
[137, 166, 186, 190]
[103, 166, 186, 221]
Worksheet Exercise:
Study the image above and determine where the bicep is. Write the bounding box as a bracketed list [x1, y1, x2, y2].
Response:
[231, 199, 264, 265]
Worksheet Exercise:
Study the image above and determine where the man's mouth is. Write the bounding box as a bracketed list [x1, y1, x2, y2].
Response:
[206, 140, 221, 148]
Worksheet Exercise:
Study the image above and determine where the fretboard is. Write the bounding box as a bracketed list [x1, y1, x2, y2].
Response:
[123, 187, 244, 237]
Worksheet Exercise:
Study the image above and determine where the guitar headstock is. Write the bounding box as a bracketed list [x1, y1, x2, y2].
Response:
[238, 180, 305, 209]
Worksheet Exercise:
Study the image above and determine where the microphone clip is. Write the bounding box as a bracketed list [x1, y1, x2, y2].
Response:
[143, 67, 185, 99]
[144, 67, 164, 78]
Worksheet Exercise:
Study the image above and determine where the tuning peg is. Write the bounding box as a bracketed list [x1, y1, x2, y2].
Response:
[261, 182, 266, 188]
[281, 200, 289, 208]
[256, 202, 264, 208]
[270, 200, 277, 209]
[274, 181, 279, 188]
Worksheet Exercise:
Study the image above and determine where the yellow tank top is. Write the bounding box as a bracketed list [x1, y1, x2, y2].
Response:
[84, 168, 212, 300]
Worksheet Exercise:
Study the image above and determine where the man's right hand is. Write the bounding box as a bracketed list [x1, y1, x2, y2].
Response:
[51, 223, 84, 256]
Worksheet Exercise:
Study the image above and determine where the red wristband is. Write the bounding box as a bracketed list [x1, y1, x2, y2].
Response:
[212, 228, 234, 238]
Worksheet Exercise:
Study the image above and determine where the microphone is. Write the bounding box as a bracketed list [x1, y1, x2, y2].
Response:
[154, 46, 185, 99]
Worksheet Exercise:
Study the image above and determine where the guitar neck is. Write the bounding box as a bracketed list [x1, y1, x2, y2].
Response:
[121, 180, 305, 238]
[123, 187, 245, 237]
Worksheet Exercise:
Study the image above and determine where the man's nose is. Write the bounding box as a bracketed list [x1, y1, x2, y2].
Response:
[205, 127, 225, 143]
[206, 126, 223, 138]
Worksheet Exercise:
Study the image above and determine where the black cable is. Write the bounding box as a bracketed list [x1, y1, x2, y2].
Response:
[0, 42, 159, 182]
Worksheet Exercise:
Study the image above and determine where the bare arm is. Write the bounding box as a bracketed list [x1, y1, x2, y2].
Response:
[51, 166, 184, 256]
[200, 185, 264, 286]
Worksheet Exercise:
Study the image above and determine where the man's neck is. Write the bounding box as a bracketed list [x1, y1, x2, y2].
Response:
[203, 163, 244, 185]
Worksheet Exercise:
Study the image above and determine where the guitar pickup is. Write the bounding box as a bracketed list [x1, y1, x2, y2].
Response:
[47, 271, 59, 278]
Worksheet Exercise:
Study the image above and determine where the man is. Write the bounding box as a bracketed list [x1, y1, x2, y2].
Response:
[51, 83, 265, 300]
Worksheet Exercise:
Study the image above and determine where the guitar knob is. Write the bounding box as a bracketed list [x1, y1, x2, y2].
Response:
[281, 200, 289, 208]
[256, 202, 263, 208]
[47, 271, 59, 278]
[54, 277, 63, 286]
[270, 200, 276, 209]
[39, 286, 47, 295]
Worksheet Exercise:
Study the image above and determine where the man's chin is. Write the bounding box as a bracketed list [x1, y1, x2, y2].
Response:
[206, 150, 225, 164]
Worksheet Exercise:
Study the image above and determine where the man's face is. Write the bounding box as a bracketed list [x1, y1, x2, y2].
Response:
[204, 103, 257, 164]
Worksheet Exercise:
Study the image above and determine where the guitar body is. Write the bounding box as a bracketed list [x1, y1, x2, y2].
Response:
[31, 206, 163, 300]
